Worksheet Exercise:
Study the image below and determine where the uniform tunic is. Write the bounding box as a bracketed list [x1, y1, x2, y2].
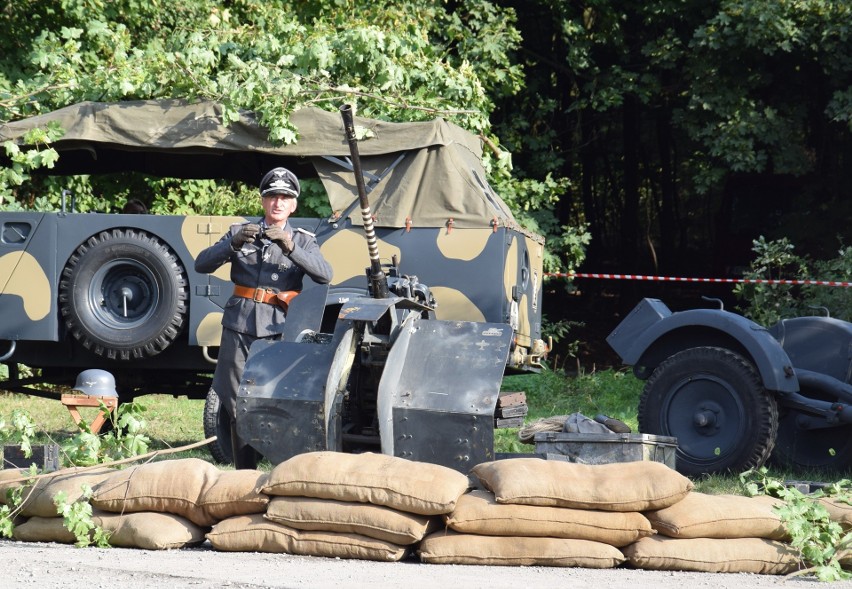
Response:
[195, 219, 333, 419]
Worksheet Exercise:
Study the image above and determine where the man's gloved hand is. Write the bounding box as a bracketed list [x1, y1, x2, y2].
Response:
[264, 225, 295, 254]
[231, 223, 261, 249]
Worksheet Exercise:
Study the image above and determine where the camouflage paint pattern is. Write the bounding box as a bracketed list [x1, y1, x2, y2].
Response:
[0, 210, 544, 398]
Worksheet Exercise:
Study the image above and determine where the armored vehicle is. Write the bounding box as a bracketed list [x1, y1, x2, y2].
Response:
[0, 100, 546, 466]
[608, 297, 852, 476]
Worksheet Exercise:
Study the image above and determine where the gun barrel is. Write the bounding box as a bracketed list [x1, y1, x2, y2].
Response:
[340, 104, 389, 298]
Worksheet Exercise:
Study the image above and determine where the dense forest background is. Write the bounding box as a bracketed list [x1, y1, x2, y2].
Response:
[2, 0, 850, 362]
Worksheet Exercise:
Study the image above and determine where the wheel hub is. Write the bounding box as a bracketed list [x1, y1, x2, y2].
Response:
[693, 408, 717, 428]
[91, 259, 159, 328]
[663, 375, 745, 463]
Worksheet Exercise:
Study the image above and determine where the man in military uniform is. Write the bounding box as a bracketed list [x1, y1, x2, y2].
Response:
[195, 167, 333, 468]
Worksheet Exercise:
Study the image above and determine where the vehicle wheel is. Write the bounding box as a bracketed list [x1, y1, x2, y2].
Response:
[203, 388, 233, 464]
[59, 229, 187, 360]
[771, 391, 852, 472]
[638, 346, 778, 476]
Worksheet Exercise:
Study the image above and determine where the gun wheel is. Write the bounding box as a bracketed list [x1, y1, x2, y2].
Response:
[639, 346, 778, 476]
[203, 388, 233, 464]
[59, 229, 188, 360]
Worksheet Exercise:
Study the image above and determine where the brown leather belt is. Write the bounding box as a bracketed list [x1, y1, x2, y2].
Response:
[233, 285, 300, 310]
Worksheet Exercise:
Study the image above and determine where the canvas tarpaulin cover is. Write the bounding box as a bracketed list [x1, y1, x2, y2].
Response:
[0, 99, 518, 230]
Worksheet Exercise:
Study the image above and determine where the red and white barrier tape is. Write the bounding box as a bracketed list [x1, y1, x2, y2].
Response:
[546, 272, 852, 287]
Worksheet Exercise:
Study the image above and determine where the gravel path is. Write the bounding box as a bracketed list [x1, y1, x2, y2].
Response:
[2, 539, 847, 589]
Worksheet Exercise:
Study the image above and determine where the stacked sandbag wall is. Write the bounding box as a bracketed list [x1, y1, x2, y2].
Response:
[207, 452, 466, 560]
[2, 452, 852, 575]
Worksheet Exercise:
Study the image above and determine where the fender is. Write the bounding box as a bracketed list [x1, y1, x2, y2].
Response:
[607, 298, 799, 394]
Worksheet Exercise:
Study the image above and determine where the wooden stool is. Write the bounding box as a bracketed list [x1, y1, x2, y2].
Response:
[61, 394, 119, 433]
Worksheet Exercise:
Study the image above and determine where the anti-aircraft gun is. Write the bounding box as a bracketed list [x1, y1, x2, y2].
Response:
[233, 105, 516, 472]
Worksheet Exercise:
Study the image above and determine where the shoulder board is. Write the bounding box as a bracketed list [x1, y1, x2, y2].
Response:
[294, 227, 316, 237]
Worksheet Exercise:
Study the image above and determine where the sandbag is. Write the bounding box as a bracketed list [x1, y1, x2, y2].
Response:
[265, 496, 439, 545]
[471, 458, 692, 512]
[91, 458, 221, 526]
[207, 513, 408, 561]
[622, 535, 800, 574]
[445, 489, 654, 547]
[97, 511, 207, 550]
[198, 469, 269, 522]
[262, 451, 470, 515]
[17, 467, 115, 518]
[644, 492, 787, 540]
[0, 469, 30, 505]
[13, 515, 78, 543]
[418, 529, 625, 568]
[12, 510, 206, 549]
[818, 497, 852, 530]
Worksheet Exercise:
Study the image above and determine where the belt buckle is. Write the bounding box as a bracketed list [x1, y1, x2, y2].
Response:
[252, 287, 268, 302]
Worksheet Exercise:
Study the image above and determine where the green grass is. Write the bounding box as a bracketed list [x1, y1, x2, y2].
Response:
[0, 392, 212, 463]
[1, 368, 845, 495]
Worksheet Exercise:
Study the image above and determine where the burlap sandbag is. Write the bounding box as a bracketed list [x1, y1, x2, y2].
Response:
[91, 458, 221, 526]
[12, 510, 206, 549]
[96, 511, 207, 550]
[818, 497, 852, 530]
[198, 469, 269, 522]
[13, 516, 78, 543]
[471, 458, 692, 512]
[17, 467, 115, 518]
[622, 535, 800, 574]
[644, 492, 787, 540]
[418, 529, 625, 568]
[0, 469, 30, 505]
[262, 451, 470, 515]
[445, 489, 654, 547]
[207, 513, 408, 561]
[265, 495, 439, 545]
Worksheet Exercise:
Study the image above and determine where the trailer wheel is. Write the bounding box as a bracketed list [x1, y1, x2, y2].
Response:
[771, 392, 852, 471]
[203, 388, 233, 464]
[638, 346, 778, 476]
[59, 229, 187, 360]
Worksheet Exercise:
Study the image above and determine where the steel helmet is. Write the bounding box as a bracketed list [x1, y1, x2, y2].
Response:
[260, 167, 300, 198]
[72, 369, 118, 398]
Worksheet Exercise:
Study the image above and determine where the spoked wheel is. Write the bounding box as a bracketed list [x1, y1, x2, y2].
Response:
[771, 391, 852, 473]
[639, 346, 779, 476]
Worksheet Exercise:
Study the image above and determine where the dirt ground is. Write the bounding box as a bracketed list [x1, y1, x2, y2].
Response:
[2, 539, 849, 589]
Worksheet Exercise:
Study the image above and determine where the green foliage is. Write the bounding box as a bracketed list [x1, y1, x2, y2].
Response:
[0, 467, 38, 539]
[541, 315, 581, 353]
[0, 400, 150, 540]
[734, 236, 809, 325]
[0, 505, 13, 538]
[53, 487, 111, 548]
[741, 467, 852, 581]
[0, 125, 64, 207]
[735, 237, 852, 324]
[0, 0, 573, 267]
[61, 400, 150, 466]
[0, 409, 38, 458]
[802, 246, 852, 323]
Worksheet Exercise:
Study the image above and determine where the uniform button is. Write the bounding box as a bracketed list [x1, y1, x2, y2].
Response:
[271, 273, 279, 280]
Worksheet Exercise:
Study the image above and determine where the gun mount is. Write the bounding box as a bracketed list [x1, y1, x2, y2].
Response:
[233, 105, 515, 472]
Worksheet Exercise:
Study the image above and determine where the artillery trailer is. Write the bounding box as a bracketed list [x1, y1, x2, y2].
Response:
[608, 298, 852, 476]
